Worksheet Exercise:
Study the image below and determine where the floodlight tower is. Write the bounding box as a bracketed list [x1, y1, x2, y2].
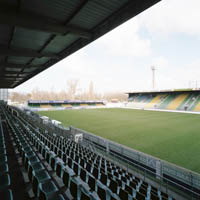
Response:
[151, 66, 156, 89]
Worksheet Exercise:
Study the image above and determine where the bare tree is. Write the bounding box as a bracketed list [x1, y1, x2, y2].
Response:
[67, 79, 79, 100]
[88, 81, 95, 100]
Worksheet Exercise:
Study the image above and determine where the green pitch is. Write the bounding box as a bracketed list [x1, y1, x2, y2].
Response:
[38, 108, 200, 173]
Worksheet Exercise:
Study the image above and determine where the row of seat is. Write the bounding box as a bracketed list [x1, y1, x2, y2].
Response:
[2, 104, 176, 200]
[0, 117, 13, 200]
[5, 109, 99, 200]
[12, 106, 174, 200]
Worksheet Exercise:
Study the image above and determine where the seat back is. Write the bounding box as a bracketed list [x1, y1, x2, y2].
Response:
[119, 188, 129, 200]
[88, 175, 95, 191]
[62, 169, 69, 188]
[69, 179, 78, 199]
[97, 185, 106, 200]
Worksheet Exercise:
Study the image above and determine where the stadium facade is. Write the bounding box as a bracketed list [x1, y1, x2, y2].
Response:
[127, 89, 200, 112]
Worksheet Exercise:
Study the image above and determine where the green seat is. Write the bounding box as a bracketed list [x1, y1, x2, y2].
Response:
[0, 189, 13, 200]
[48, 194, 65, 200]
[0, 148, 6, 156]
[31, 162, 45, 171]
[0, 174, 10, 189]
[0, 163, 8, 175]
[33, 170, 51, 183]
[28, 162, 45, 182]
[0, 155, 7, 164]
[38, 181, 58, 200]
[25, 155, 40, 170]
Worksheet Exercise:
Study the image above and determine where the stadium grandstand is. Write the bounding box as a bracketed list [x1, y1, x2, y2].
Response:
[127, 89, 200, 112]
[28, 100, 105, 110]
[0, 89, 8, 102]
[0, 0, 200, 200]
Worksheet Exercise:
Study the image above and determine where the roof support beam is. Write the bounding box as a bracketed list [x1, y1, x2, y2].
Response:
[0, 6, 92, 39]
[0, 62, 39, 69]
[0, 46, 58, 58]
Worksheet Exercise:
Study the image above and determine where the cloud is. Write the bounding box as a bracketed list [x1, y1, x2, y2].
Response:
[94, 19, 151, 57]
[139, 0, 200, 37]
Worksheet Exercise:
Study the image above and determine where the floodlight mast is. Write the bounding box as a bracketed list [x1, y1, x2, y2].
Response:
[151, 66, 156, 89]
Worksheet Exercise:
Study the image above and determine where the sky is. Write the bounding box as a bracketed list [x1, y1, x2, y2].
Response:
[13, 0, 200, 94]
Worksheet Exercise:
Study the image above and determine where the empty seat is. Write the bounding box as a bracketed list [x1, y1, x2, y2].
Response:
[88, 175, 96, 192]
[28, 163, 45, 182]
[56, 161, 63, 178]
[119, 188, 129, 200]
[97, 184, 106, 200]
[92, 167, 99, 179]
[48, 194, 65, 200]
[0, 163, 8, 175]
[80, 184, 91, 200]
[125, 184, 133, 196]
[0, 155, 7, 164]
[0, 189, 13, 200]
[67, 157, 73, 169]
[86, 163, 92, 173]
[39, 181, 58, 200]
[69, 178, 80, 199]
[136, 192, 146, 200]
[100, 173, 107, 186]
[80, 168, 87, 182]
[0, 174, 10, 189]
[73, 162, 79, 175]
[151, 192, 160, 200]
[109, 178, 118, 194]
[62, 169, 70, 188]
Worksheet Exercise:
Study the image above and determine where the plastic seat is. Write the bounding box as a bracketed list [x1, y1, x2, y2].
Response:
[50, 156, 57, 171]
[0, 174, 10, 189]
[28, 162, 45, 182]
[100, 173, 107, 186]
[67, 157, 73, 169]
[38, 181, 58, 200]
[0, 148, 6, 156]
[80, 185, 91, 200]
[92, 167, 99, 179]
[62, 169, 70, 188]
[88, 175, 96, 192]
[73, 162, 79, 175]
[25, 154, 40, 170]
[69, 178, 80, 200]
[0, 163, 8, 175]
[0, 155, 7, 164]
[56, 162, 64, 178]
[136, 192, 146, 200]
[119, 188, 129, 200]
[0, 189, 13, 200]
[150, 192, 160, 200]
[97, 184, 106, 200]
[48, 194, 65, 200]
[109, 179, 118, 194]
[125, 184, 133, 196]
[33, 170, 51, 184]
[80, 168, 87, 182]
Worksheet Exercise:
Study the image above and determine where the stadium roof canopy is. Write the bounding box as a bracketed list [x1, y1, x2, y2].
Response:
[0, 0, 160, 88]
[127, 88, 200, 95]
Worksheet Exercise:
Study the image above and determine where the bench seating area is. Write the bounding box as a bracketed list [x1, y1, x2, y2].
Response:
[0, 103, 175, 200]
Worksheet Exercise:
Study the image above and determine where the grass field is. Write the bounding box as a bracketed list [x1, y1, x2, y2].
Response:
[38, 108, 200, 173]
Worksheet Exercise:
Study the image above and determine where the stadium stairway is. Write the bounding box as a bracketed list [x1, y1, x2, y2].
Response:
[158, 94, 176, 109]
[0, 103, 177, 200]
[167, 94, 188, 110]
[193, 97, 200, 111]
[176, 93, 193, 110]
[145, 95, 166, 108]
